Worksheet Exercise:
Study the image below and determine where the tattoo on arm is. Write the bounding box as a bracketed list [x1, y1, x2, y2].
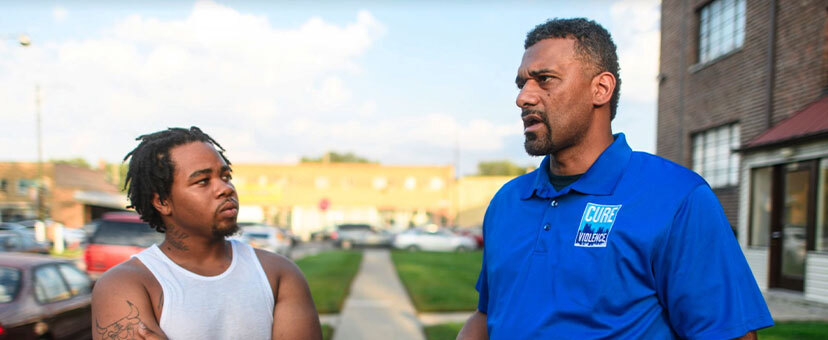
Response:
[95, 301, 146, 339]
[165, 225, 189, 251]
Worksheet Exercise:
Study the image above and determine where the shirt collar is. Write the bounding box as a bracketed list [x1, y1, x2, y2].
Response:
[520, 133, 633, 200]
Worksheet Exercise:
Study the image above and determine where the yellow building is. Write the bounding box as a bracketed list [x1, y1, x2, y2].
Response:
[233, 161, 517, 239]
[455, 176, 514, 227]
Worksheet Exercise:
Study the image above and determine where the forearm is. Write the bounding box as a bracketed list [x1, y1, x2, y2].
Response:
[456, 310, 488, 340]
[733, 330, 757, 340]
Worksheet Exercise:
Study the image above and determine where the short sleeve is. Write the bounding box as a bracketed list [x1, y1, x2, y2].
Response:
[653, 185, 773, 340]
[475, 248, 488, 314]
[476, 198, 499, 314]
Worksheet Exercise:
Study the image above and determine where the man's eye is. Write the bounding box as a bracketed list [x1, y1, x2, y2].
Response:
[222, 174, 233, 181]
[538, 75, 553, 83]
[197, 178, 209, 185]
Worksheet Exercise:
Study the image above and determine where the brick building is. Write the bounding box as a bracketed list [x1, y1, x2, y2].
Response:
[657, 0, 828, 302]
[0, 162, 127, 227]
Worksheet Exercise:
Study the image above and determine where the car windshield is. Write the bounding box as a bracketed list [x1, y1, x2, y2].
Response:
[245, 232, 270, 239]
[90, 221, 164, 248]
[0, 266, 21, 303]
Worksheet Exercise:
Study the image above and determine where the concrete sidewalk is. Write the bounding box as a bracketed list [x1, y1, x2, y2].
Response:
[332, 249, 425, 340]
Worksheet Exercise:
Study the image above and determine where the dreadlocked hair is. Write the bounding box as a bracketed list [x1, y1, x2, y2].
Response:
[122, 126, 231, 233]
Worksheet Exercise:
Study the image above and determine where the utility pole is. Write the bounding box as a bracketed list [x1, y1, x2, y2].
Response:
[35, 84, 45, 220]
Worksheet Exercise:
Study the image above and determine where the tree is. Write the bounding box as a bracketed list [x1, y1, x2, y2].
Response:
[476, 160, 527, 176]
[51, 157, 91, 169]
[301, 151, 374, 163]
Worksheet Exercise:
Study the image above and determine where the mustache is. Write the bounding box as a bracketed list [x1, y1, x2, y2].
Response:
[215, 197, 239, 215]
[521, 108, 545, 118]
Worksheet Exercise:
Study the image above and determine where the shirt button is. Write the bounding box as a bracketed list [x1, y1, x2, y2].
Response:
[550, 200, 558, 207]
[543, 224, 550, 231]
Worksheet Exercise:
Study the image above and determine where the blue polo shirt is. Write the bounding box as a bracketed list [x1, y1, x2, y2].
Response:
[476, 134, 773, 339]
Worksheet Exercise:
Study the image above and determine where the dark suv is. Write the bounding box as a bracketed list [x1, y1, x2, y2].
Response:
[83, 212, 163, 279]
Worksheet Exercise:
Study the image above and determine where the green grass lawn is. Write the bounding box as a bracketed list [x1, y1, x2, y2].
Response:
[321, 324, 334, 340]
[758, 322, 828, 340]
[424, 322, 464, 340]
[391, 250, 482, 312]
[295, 250, 362, 314]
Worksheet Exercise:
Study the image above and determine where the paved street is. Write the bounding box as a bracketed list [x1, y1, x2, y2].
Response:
[333, 249, 425, 340]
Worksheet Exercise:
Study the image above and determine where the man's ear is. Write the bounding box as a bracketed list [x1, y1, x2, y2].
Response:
[152, 193, 172, 216]
[591, 71, 616, 107]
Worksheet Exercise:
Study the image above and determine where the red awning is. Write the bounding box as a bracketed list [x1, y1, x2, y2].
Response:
[744, 95, 828, 149]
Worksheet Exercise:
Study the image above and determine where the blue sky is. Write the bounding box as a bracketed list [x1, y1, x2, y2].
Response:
[0, 0, 660, 175]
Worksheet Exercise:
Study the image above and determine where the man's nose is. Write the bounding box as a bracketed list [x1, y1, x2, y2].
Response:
[516, 84, 540, 108]
[217, 179, 235, 198]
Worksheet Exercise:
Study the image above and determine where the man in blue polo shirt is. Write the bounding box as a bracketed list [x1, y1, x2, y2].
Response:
[457, 18, 773, 340]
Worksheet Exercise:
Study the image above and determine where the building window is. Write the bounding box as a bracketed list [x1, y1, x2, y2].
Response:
[16, 179, 36, 194]
[699, 0, 746, 64]
[372, 177, 387, 190]
[749, 166, 772, 247]
[429, 177, 444, 191]
[0, 179, 6, 192]
[692, 123, 740, 188]
[314, 177, 330, 189]
[404, 176, 417, 190]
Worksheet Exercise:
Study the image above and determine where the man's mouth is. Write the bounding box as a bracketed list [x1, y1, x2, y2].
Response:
[217, 199, 239, 219]
[522, 114, 545, 133]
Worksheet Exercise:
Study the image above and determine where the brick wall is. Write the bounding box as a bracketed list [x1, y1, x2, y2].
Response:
[657, 0, 828, 227]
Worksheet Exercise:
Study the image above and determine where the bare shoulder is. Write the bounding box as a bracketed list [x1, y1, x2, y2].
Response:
[253, 248, 303, 279]
[92, 258, 153, 299]
[92, 258, 165, 339]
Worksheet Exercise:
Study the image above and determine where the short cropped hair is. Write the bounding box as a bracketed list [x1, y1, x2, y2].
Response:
[123, 127, 230, 232]
[525, 18, 621, 120]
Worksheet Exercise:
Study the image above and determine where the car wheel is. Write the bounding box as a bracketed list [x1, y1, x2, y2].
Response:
[406, 245, 420, 252]
[342, 240, 353, 249]
[456, 246, 468, 252]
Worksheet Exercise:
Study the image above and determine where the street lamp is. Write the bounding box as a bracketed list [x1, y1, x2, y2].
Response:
[7, 34, 44, 220]
[18, 34, 30, 46]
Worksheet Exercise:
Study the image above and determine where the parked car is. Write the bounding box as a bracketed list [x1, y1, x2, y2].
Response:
[0, 222, 29, 232]
[84, 212, 163, 279]
[0, 253, 93, 339]
[332, 224, 393, 249]
[393, 226, 477, 252]
[234, 224, 292, 256]
[452, 226, 484, 248]
[310, 226, 335, 241]
[0, 230, 49, 254]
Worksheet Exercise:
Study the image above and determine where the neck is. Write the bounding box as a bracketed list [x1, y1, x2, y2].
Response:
[548, 122, 613, 176]
[158, 223, 232, 274]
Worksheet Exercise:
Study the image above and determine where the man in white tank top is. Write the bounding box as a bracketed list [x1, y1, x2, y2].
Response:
[91, 127, 322, 340]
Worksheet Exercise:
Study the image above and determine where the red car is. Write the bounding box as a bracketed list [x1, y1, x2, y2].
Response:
[0, 253, 92, 339]
[83, 212, 163, 279]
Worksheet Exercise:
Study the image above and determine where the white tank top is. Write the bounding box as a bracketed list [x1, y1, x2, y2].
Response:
[133, 239, 274, 340]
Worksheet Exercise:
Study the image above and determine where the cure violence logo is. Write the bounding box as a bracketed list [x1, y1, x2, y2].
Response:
[574, 203, 621, 247]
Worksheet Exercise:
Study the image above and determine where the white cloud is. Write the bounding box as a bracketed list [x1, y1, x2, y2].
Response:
[0, 1, 389, 163]
[610, 0, 661, 103]
[52, 7, 68, 22]
[608, 0, 661, 153]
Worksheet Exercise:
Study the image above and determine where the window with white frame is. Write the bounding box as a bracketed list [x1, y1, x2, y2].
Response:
[692, 124, 740, 188]
[699, 0, 746, 64]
